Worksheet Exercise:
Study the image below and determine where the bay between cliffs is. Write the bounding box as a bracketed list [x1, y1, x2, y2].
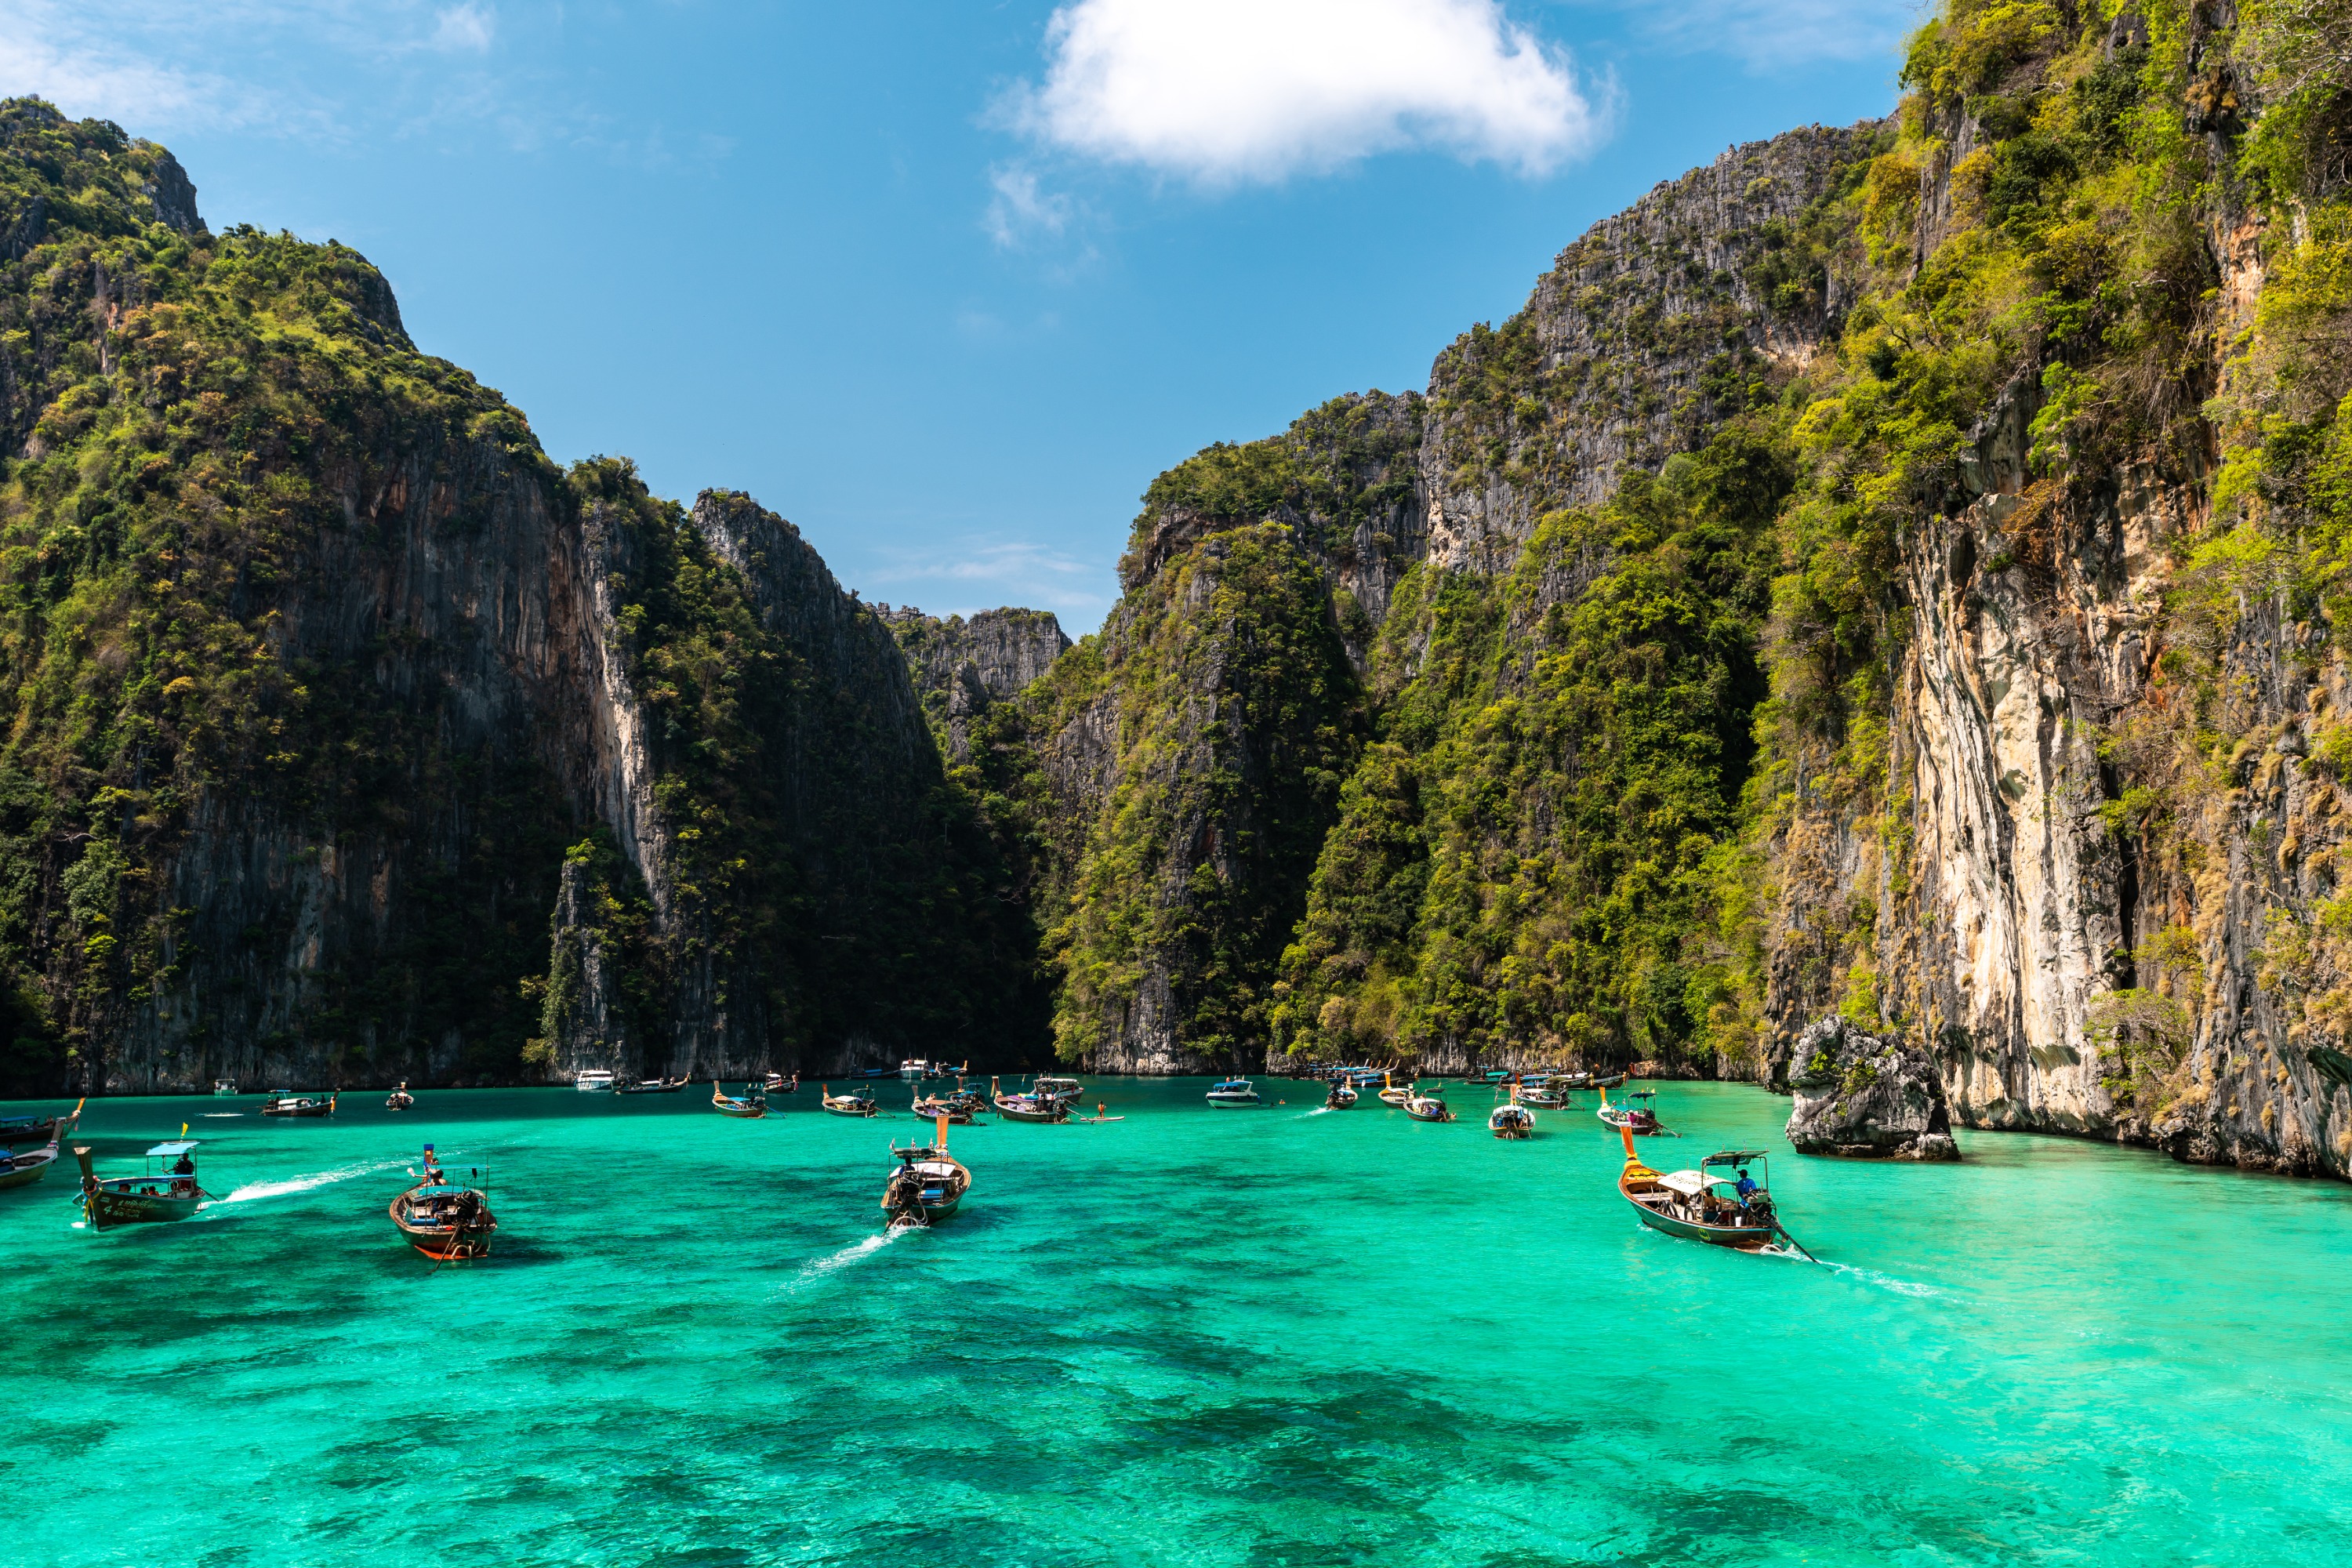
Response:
[7, 1079, 2350, 1566]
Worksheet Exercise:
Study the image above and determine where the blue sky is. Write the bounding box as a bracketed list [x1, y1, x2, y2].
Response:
[5, 1, 1919, 631]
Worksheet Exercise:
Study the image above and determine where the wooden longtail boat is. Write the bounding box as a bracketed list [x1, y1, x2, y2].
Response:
[260, 1091, 336, 1118]
[390, 1154, 497, 1261]
[1405, 1091, 1454, 1123]
[713, 1082, 769, 1119]
[0, 1099, 81, 1192]
[1377, 1072, 1413, 1107]
[880, 1114, 972, 1229]
[1488, 1086, 1534, 1139]
[385, 1083, 415, 1110]
[1520, 1083, 1566, 1109]
[763, 1072, 800, 1094]
[1596, 1086, 1671, 1135]
[821, 1085, 878, 1118]
[1032, 1075, 1083, 1102]
[1616, 1126, 1782, 1250]
[990, 1077, 1069, 1123]
[1324, 1079, 1359, 1109]
[0, 1109, 69, 1145]
[77, 1135, 212, 1229]
[617, 1076, 691, 1095]
[909, 1093, 973, 1123]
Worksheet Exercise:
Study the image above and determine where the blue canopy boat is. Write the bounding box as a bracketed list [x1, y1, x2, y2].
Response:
[77, 1136, 212, 1229]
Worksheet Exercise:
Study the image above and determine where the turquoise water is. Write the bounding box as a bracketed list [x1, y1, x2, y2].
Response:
[7, 1078, 2352, 1566]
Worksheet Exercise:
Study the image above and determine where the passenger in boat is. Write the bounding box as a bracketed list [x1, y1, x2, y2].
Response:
[171, 1152, 194, 1174]
[1735, 1168, 1759, 1199]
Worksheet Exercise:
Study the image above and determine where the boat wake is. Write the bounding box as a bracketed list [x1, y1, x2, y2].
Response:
[1821, 1260, 1947, 1298]
[200, 1112, 245, 1118]
[220, 1160, 405, 1206]
[782, 1229, 905, 1294]
[1295, 1106, 1334, 1119]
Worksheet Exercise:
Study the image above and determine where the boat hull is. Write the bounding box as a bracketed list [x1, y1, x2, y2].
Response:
[85, 1181, 205, 1229]
[822, 1103, 877, 1118]
[0, 1150, 57, 1190]
[717, 1104, 769, 1119]
[389, 1193, 497, 1260]
[993, 1101, 1066, 1123]
[1624, 1190, 1777, 1250]
[1206, 1095, 1259, 1107]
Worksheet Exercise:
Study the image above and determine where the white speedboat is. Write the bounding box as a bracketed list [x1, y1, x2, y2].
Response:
[575, 1069, 616, 1094]
[898, 1058, 935, 1080]
[1033, 1075, 1083, 1102]
[1205, 1078, 1260, 1107]
[212, 1079, 237, 1097]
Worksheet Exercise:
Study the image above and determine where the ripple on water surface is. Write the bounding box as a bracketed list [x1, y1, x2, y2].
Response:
[6, 1080, 2352, 1566]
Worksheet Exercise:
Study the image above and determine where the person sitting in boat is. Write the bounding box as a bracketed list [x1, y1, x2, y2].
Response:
[171, 1151, 195, 1174]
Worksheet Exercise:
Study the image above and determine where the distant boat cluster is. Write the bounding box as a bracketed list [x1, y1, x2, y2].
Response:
[14, 1058, 1813, 1263]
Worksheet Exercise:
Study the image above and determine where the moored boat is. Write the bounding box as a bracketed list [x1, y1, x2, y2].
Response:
[1324, 1078, 1359, 1109]
[0, 1099, 81, 1192]
[386, 1082, 416, 1110]
[616, 1075, 691, 1094]
[764, 1071, 800, 1094]
[1206, 1077, 1261, 1107]
[1616, 1127, 1783, 1250]
[909, 1092, 973, 1123]
[1377, 1072, 1414, 1107]
[1033, 1074, 1083, 1102]
[713, 1081, 769, 1119]
[880, 1115, 972, 1229]
[0, 1105, 74, 1145]
[260, 1091, 336, 1118]
[76, 1135, 212, 1229]
[821, 1084, 878, 1118]
[990, 1076, 1069, 1123]
[1596, 1086, 1671, 1136]
[1405, 1091, 1454, 1123]
[390, 1153, 498, 1261]
[212, 1079, 238, 1097]
[575, 1069, 616, 1093]
[1489, 1102, 1534, 1138]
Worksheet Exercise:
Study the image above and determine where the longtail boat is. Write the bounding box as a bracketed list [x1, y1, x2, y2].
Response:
[1616, 1127, 1784, 1251]
[1488, 1086, 1534, 1139]
[77, 1134, 212, 1229]
[617, 1075, 691, 1095]
[990, 1077, 1069, 1123]
[1406, 1091, 1454, 1123]
[821, 1085, 878, 1118]
[880, 1114, 972, 1229]
[0, 1099, 81, 1192]
[0, 1107, 71, 1145]
[909, 1092, 972, 1123]
[385, 1083, 416, 1110]
[1596, 1086, 1672, 1135]
[260, 1091, 336, 1118]
[1377, 1072, 1414, 1107]
[390, 1150, 497, 1261]
[1324, 1078, 1359, 1109]
[1520, 1081, 1566, 1109]
[1032, 1075, 1083, 1102]
[713, 1081, 769, 1119]
[763, 1072, 800, 1093]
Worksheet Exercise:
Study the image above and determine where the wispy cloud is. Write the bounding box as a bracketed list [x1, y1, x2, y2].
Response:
[985, 164, 1073, 250]
[429, 3, 496, 54]
[1001, 0, 1612, 186]
[1633, 0, 1929, 69]
[865, 539, 1115, 626]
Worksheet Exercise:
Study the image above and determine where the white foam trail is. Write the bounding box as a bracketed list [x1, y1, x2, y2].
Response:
[221, 1159, 404, 1204]
[1294, 1106, 1333, 1120]
[200, 1112, 244, 1118]
[782, 1229, 903, 1294]
[1824, 1261, 1947, 1298]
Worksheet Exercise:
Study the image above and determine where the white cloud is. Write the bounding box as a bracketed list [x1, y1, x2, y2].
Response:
[430, 3, 495, 55]
[866, 539, 1113, 626]
[985, 165, 1073, 249]
[1007, 0, 1610, 184]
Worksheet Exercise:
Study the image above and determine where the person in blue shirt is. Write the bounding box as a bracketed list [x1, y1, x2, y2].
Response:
[1735, 1168, 1759, 1200]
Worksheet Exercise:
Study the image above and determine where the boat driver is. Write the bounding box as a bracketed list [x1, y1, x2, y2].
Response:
[1734, 1168, 1759, 1200]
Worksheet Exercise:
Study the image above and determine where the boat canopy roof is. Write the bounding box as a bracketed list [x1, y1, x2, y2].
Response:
[1700, 1149, 1770, 1166]
[408, 1184, 474, 1197]
[1211, 1078, 1253, 1088]
[146, 1139, 201, 1156]
[1658, 1170, 1706, 1195]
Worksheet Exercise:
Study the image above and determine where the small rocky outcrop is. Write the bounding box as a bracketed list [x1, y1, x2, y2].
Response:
[1784, 1018, 1960, 1160]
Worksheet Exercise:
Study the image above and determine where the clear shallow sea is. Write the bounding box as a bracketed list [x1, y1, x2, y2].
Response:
[6, 1077, 2351, 1568]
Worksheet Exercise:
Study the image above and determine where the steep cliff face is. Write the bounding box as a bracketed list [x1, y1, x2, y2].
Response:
[883, 604, 1070, 760]
[1745, 0, 2352, 1180]
[1417, 122, 1888, 572]
[0, 101, 1036, 1094]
